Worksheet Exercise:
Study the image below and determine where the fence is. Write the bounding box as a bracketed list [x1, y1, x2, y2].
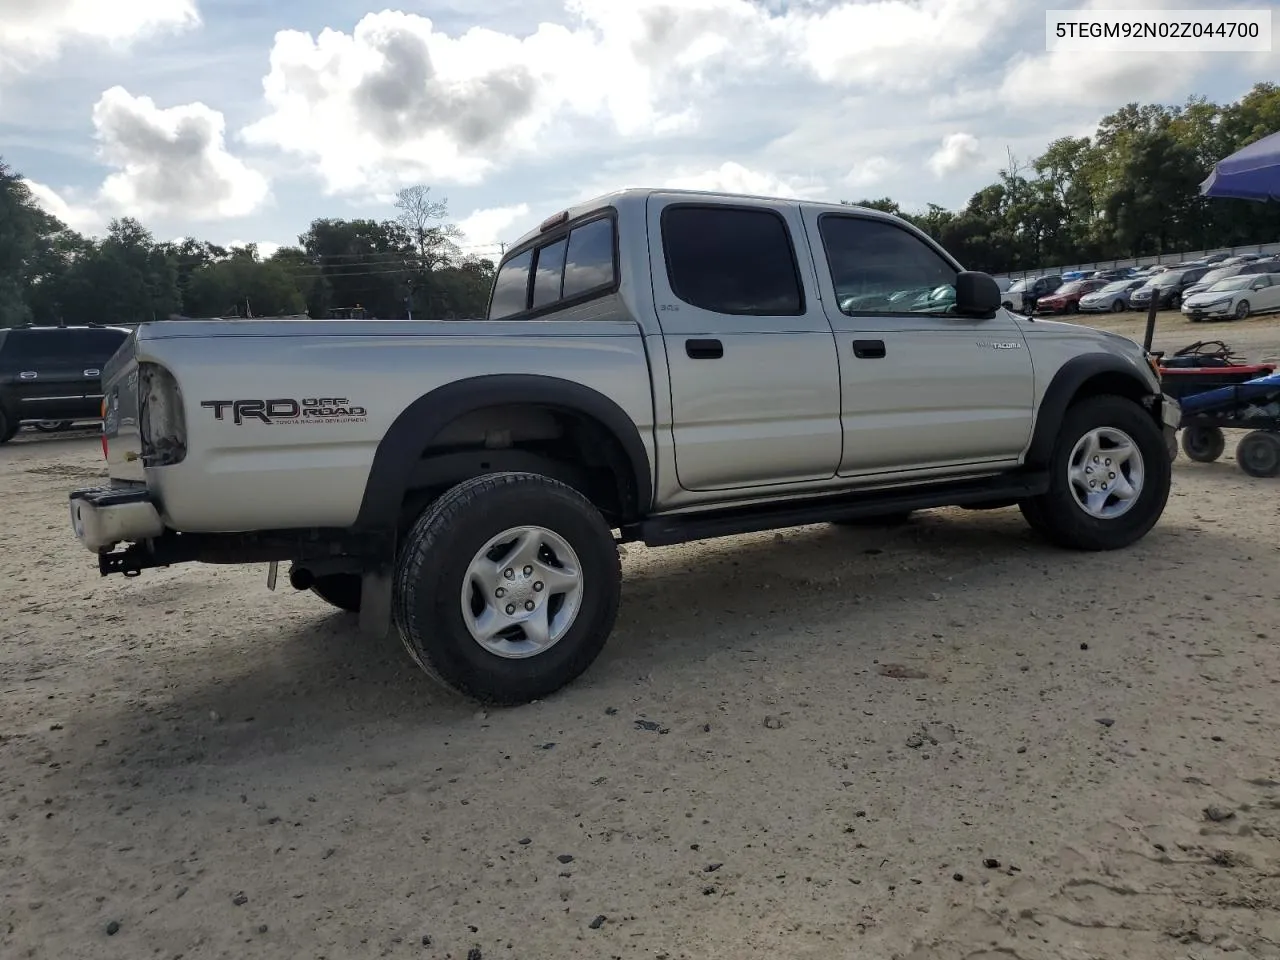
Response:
[992, 240, 1280, 285]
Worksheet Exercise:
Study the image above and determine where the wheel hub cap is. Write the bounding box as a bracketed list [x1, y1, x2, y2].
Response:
[461, 525, 584, 659]
[1068, 426, 1145, 520]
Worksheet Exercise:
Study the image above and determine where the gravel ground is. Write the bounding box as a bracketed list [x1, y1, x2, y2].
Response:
[3, 312, 1280, 960]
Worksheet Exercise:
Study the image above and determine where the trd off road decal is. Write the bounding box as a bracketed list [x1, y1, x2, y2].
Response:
[200, 397, 368, 425]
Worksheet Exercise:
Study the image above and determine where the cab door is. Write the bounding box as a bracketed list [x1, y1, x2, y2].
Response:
[648, 194, 842, 491]
[800, 207, 1035, 478]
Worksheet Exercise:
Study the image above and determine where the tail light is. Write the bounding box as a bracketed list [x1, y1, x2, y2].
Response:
[101, 396, 108, 460]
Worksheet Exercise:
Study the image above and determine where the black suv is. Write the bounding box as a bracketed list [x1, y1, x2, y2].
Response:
[1001, 274, 1064, 314]
[0, 325, 131, 443]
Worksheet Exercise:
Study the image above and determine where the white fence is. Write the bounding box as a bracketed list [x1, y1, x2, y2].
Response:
[993, 240, 1280, 285]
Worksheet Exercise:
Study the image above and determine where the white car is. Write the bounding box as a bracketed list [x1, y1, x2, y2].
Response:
[1181, 273, 1280, 322]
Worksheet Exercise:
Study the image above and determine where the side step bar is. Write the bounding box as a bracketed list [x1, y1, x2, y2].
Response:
[631, 472, 1050, 547]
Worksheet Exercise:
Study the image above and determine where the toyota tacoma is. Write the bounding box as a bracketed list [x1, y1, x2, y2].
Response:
[68, 188, 1180, 704]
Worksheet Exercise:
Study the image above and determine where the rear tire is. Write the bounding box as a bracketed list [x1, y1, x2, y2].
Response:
[1237, 431, 1280, 478]
[1180, 425, 1225, 463]
[1018, 395, 1171, 551]
[393, 472, 622, 705]
[310, 573, 363, 613]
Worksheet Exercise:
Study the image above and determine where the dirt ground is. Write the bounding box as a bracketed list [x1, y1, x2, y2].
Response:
[3, 311, 1280, 960]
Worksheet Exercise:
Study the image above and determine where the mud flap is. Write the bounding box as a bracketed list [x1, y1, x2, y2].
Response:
[359, 569, 393, 637]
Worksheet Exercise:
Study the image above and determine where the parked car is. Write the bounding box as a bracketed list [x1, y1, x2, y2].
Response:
[1130, 265, 1211, 311]
[65, 187, 1180, 705]
[1079, 278, 1148, 313]
[1181, 272, 1280, 322]
[1001, 274, 1063, 313]
[1201, 253, 1231, 265]
[1180, 260, 1277, 301]
[1091, 268, 1134, 282]
[0, 324, 131, 444]
[1032, 278, 1109, 314]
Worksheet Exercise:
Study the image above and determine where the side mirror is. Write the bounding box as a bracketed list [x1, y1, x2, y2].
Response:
[954, 271, 1000, 318]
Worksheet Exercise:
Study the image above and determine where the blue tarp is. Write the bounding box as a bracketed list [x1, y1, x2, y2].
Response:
[1179, 370, 1280, 415]
[1200, 130, 1280, 202]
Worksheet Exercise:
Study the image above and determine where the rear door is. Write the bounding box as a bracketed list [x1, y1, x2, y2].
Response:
[0, 330, 83, 421]
[647, 194, 842, 491]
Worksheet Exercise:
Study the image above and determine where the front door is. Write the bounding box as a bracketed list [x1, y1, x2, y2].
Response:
[801, 207, 1035, 478]
[648, 195, 842, 491]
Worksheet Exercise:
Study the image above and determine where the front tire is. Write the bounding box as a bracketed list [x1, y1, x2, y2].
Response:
[1237, 431, 1280, 478]
[1018, 395, 1171, 551]
[1234, 300, 1251, 321]
[1111, 300, 1125, 313]
[1180, 425, 1225, 463]
[393, 472, 622, 705]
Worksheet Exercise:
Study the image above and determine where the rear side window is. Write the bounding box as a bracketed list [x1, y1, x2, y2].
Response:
[83, 329, 128, 360]
[662, 205, 804, 315]
[2, 331, 72, 362]
[487, 215, 618, 320]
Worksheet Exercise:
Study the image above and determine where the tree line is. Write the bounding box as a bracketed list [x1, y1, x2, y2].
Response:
[0, 180, 499, 328]
[3, 82, 1278, 328]
[844, 82, 1280, 274]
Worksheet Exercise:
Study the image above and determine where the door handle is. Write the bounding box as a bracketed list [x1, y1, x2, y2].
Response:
[19, 371, 37, 380]
[84, 369, 100, 377]
[685, 338, 723, 359]
[853, 339, 886, 359]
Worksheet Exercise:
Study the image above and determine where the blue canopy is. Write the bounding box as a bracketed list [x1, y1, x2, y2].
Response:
[1200, 130, 1280, 201]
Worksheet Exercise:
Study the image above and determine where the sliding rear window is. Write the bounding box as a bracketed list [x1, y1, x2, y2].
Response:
[487, 214, 617, 319]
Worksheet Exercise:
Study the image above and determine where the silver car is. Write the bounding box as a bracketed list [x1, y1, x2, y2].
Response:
[1078, 278, 1146, 313]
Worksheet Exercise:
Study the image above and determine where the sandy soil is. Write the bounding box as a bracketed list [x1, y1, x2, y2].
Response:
[3, 312, 1280, 960]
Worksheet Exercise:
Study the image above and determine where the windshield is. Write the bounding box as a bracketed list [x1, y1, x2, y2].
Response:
[1055, 281, 1085, 295]
[1198, 267, 1239, 286]
[1205, 276, 1255, 292]
[1007, 279, 1030, 293]
[1098, 280, 1131, 293]
[1152, 273, 1184, 287]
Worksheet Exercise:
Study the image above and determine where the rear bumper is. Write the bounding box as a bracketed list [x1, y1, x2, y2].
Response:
[69, 484, 165, 553]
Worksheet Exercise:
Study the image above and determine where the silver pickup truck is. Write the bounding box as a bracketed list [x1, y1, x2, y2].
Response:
[69, 188, 1180, 704]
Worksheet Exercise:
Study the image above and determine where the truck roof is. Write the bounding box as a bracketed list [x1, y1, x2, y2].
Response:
[506, 187, 899, 255]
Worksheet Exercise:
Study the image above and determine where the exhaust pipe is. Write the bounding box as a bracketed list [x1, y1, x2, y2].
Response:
[288, 564, 314, 591]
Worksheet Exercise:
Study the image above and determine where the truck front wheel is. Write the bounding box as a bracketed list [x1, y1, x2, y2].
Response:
[1018, 394, 1171, 551]
[392, 471, 622, 704]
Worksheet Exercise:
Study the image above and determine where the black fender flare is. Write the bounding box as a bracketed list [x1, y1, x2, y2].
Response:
[353, 374, 654, 532]
[1025, 353, 1159, 467]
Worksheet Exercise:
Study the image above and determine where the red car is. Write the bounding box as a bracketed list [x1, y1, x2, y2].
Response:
[1032, 278, 1108, 314]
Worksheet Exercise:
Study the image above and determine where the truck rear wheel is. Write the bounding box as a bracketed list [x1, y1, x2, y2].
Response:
[1018, 394, 1171, 551]
[392, 472, 622, 704]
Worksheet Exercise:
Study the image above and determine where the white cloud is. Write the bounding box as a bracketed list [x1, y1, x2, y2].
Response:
[226, 240, 283, 259]
[928, 133, 982, 177]
[93, 86, 269, 221]
[663, 161, 826, 199]
[0, 0, 199, 76]
[239, 1, 1015, 194]
[21, 179, 105, 234]
[843, 156, 895, 189]
[456, 203, 531, 249]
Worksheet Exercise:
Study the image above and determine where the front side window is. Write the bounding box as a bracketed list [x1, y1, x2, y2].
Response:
[818, 215, 958, 315]
[662, 205, 804, 316]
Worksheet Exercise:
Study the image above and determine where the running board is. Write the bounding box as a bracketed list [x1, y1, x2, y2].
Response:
[632, 472, 1050, 547]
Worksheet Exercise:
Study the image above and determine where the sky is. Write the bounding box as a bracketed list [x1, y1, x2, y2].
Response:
[0, 0, 1275, 262]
